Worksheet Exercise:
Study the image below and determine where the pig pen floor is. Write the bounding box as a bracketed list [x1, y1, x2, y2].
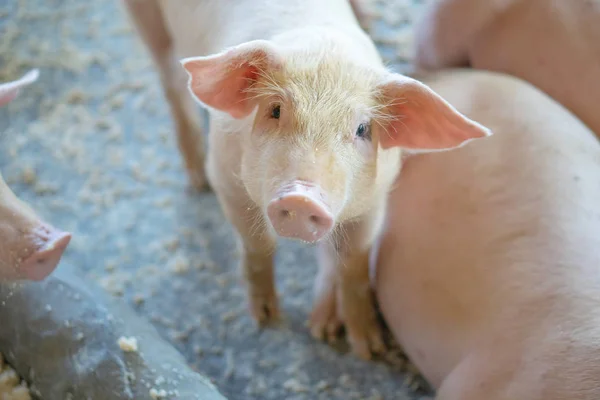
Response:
[0, 0, 431, 399]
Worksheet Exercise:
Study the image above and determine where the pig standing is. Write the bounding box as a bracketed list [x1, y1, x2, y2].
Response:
[414, 0, 600, 137]
[122, 0, 491, 358]
[373, 69, 600, 399]
[0, 70, 72, 281]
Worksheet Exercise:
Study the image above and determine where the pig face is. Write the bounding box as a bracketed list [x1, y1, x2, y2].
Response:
[182, 41, 491, 243]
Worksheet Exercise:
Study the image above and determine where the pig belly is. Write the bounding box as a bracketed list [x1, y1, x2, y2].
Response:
[374, 70, 600, 395]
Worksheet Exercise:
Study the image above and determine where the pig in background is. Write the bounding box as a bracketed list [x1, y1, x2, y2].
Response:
[414, 0, 600, 138]
[366, 0, 600, 398]
[122, 0, 492, 359]
[0, 70, 71, 282]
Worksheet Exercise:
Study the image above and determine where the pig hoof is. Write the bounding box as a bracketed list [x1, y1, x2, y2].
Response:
[249, 293, 280, 325]
[308, 302, 343, 343]
[347, 321, 387, 360]
[309, 316, 342, 343]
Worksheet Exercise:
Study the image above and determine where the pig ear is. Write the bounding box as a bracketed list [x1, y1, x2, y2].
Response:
[180, 40, 283, 119]
[0, 69, 39, 107]
[375, 74, 492, 151]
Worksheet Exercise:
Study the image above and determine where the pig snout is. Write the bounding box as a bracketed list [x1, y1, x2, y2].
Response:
[1, 176, 71, 281]
[267, 181, 334, 243]
[0, 222, 72, 282]
[20, 226, 72, 281]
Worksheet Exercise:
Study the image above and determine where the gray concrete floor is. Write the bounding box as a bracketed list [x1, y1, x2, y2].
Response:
[0, 0, 432, 399]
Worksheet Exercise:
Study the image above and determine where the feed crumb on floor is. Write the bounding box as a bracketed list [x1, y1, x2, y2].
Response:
[149, 388, 167, 399]
[117, 336, 139, 352]
[0, 353, 31, 400]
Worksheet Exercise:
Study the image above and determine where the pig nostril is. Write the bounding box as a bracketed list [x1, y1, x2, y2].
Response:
[309, 215, 320, 224]
[280, 210, 291, 218]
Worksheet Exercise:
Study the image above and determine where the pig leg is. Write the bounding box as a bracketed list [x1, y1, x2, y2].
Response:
[349, 0, 373, 32]
[213, 188, 280, 324]
[413, 0, 489, 69]
[123, 0, 208, 190]
[309, 242, 344, 342]
[310, 208, 386, 359]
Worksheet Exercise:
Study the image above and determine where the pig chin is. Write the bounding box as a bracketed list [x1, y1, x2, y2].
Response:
[265, 180, 337, 244]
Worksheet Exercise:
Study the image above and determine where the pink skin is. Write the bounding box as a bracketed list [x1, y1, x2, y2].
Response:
[373, 70, 600, 400]
[0, 70, 72, 281]
[267, 181, 334, 243]
[413, 0, 600, 138]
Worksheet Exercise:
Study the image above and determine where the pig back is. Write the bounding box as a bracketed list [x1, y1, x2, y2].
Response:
[157, 0, 366, 59]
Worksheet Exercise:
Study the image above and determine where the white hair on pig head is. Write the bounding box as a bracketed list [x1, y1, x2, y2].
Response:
[181, 40, 491, 243]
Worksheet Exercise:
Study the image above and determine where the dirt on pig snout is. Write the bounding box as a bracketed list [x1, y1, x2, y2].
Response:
[0, 0, 432, 399]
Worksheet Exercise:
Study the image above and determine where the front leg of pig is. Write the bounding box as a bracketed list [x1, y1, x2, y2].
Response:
[310, 207, 386, 359]
[225, 199, 279, 324]
[210, 180, 280, 324]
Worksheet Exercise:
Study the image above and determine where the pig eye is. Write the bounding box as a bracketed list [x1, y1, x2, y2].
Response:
[270, 104, 281, 119]
[355, 123, 371, 140]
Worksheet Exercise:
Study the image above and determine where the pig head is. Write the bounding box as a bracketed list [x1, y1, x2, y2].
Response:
[0, 70, 71, 281]
[181, 41, 492, 243]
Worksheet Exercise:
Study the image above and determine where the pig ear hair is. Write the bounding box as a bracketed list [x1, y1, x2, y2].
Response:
[0, 69, 40, 107]
[374, 73, 492, 152]
[180, 40, 284, 119]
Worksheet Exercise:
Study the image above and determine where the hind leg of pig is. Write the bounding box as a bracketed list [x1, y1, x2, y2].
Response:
[310, 214, 386, 359]
[123, 0, 208, 190]
[349, 0, 373, 32]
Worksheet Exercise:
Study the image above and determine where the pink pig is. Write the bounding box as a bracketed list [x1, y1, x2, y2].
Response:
[414, 0, 600, 137]
[122, 0, 491, 359]
[0, 70, 71, 281]
[374, 69, 600, 400]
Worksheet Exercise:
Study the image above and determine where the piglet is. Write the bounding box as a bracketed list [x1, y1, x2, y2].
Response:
[122, 0, 491, 359]
[0, 70, 71, 281]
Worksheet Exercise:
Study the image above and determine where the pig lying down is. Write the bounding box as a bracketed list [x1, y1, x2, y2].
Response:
[122, 0, 491, 358]
[0, 70, 71, 281]
[414, 0, 600, 137]
[374, 69, 600, 399]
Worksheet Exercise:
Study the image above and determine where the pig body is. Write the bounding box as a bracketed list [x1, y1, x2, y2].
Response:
[0, 70, 71, 281]
[123, 0, 491, 358]
[373, 69, 600, 399]
[414, 0, 600, 137]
